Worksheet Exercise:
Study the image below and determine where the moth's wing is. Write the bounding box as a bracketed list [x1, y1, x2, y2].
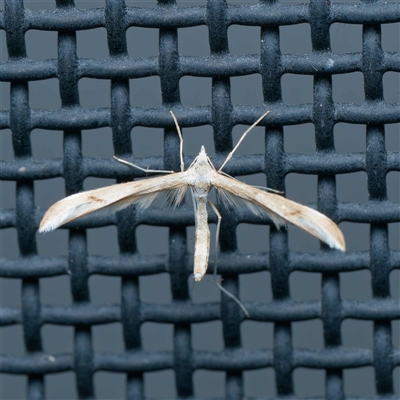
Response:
[39, 172, 188, 232]
[210, 172, 345, 251]
[215, 185, 288, 228]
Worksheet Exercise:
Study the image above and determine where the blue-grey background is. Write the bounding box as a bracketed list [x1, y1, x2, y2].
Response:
[1, 0, 399, 398]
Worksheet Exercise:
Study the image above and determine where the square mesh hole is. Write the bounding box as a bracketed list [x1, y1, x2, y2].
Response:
[178, 26, 209, 56]
[241, 271, 272, 303]
[41, 275, 72, 307]
[228, 25, 261, 55]
[280, 23, 312, 54]
[383, 72, 400, 104]
[90, 275, 121, 305]
[0, 375, 26, 400]
[334, 123, 366, 153]
[0, 129, 13, 161]
[241, 321, 273, 350]
[37, 226, 68, 258]
[26, 30, 57, 60]
[31, 129, 63, 159]
[290, 272, 321, 302]
[339, 222, 369, 251]
[139, 273, 172, 304]
[332, 72, 364, 104]
[130, 76, 162, 107]
[231, 74, 264, 105]
[284, 123, 316, 154]
[340, 270, 372, 301]
[387, 172, 399, 203]
[136, 225, 169, 256]
[342, 320, 373, 348]
[0, 29, 8, 61]
[192, 321, 223, 351]
[42, 325, 73, 354]
[390, 270, 400, 299]
[385, 123, 399, 150]
[82, 127, 113, 158]
[244, 368, 276, 398]
[1, 180, 15, 209]
[330, 23, 362, 54]
[93, 323, 124, 353]
[237, 224, 270, 253]
[23, 1, 56, 10]
[131, 126, 164, 158]
[94, 372, 125, 400]
[0, 229, 19, 260]
[75, 1, 106, 10]
[0, 278, 21, 307]
[0, 325, 24, 355]
[79, 78, 111, 109]
[344, 366, 376, 398]
[1, 81, 10, 108]
[194, 370, 224, 399]
[282, 74, 313, 105]
[145, 370, 176, 399]
[45, 372, 76, 400]
[87, 226, 119, 257]
[141, 322, 173, 352]
[127, 27, 159, 58]
[336, 171, 368, 203]
[294, 368, 324, 397]
[180, 76, 211, 106]
[382, 22, 400, 52]
[389, 223, 400, 250]
[29, 79, 61, 110]
[76, 28, 108, 59]
[292, 319, 324, 350]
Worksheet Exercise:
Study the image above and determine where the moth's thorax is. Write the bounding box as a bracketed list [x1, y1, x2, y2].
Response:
[187, 146, 213, 196]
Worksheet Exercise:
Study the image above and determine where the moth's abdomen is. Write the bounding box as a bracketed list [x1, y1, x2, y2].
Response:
[193, 200, 210, 281]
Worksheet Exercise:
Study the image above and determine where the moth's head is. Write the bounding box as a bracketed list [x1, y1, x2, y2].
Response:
[200, 145, 207, 155]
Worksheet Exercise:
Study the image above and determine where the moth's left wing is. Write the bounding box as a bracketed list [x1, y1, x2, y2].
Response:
[39, 172, 188, 232]
[210, 171, 345, 251]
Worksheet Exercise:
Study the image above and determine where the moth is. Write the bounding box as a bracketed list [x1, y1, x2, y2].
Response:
[40, 111, 345, 316]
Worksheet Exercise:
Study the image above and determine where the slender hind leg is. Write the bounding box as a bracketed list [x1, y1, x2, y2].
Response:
[208, 200, 250, 318]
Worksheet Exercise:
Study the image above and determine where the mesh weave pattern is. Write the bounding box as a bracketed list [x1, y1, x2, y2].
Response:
[1, 0, 399, 399]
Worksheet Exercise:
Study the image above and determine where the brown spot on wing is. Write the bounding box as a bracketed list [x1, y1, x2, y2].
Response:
[88, 195, 106, 203]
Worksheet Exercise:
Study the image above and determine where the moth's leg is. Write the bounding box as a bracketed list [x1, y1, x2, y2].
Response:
[218, 110, 270, 172]
[187, 155, 199, 170]
[169, 111, 185, 172]
[208, 200, 250, 318]
[218, 170, 284, 194]
[207, 200, 221, 281]
[113, 156, 174, 174]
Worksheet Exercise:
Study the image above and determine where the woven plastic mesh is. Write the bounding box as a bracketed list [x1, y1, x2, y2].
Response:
[1, 0, 399, 399]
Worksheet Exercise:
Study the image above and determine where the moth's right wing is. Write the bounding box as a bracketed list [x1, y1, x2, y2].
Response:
[210, 171, 345, 251]
[39, 172, 188, 232]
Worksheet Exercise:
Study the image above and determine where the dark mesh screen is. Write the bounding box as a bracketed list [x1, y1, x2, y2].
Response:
[1, 0, 399, 399]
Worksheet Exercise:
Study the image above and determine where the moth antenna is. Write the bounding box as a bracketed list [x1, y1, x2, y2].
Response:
[113, 156, 174, 175]
[208, 200, 250, 318]
[218, 110, 270, 172]
[169, 111, 185, 172]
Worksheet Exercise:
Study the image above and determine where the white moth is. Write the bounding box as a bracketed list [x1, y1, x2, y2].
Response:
[39, 111, 345, 316]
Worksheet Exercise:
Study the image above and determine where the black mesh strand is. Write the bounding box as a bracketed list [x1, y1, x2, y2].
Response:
[1, 0, 399, 399]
